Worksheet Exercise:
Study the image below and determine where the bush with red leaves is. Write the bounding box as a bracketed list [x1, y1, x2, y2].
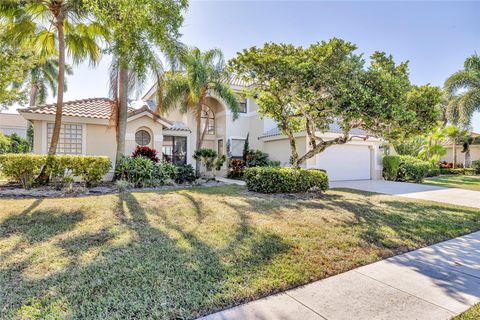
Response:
[132, 146, 159, 162]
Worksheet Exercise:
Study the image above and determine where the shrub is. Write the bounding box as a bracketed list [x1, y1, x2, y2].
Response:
[383, 155, 401, 181]
[0, 133, 10, 154]
[439, 161, 464, 169]
[245, 149, 270, 167]
[132, 146, 159, 162]
[227, 158, 245, 179]
[245, 167, 328, 193]
[383, 155, 432, 182]
[175, 164, 196, 183]
[115, 179, 134, 192]
[9, 133, 31, 153]
[472, 160, 480, 175]
[193, 148, 218, 171]
[398, 156, 432, 183]
[115, 156, 158, 188]
[439, 168, 465, 175]
[267, 160, 281, 167]
[425, 166, 440, 177]
[74, 156, 111, 187]
[464, 168, 476, 176]
[157, 160, 178, 183]
[0, 154, 46, 189]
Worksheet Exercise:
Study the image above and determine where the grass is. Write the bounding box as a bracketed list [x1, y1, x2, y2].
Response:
[423, 175, 480, 191]
[1, 185, 480, 319]
[454, 303, 480, 319]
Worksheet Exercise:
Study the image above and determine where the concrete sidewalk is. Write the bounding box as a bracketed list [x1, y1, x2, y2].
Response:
[330, 180, 480, 209]
[200, 231, 480, 320]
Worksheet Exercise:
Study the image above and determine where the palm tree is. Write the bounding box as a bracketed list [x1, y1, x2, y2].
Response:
[445, 54, 480, 127]
[418, 126, 447, 164]
[1, 1, 105, 155]
[18, 58, 73, 106]
[163, 47, 240, 174]
[444, 125, 469, 168]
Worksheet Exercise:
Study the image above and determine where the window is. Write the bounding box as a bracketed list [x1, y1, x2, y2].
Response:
[230, 138, 245, 157]
[47, 123, 83, 154]
[239, 99, 247, 113]
[218, 139, 224, 156]
[135, 130, 151, 146]
[162, 136, 187, 165]
[200, 105, 215, 135]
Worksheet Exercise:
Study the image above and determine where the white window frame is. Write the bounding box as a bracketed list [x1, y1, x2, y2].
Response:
[44, 122, 86, 155]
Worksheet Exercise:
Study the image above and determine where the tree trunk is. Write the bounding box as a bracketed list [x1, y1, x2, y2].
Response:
[36, 16, 65, 184]
[452, 141, 457, 169]
[29, 83, 38, 106]
[465, 150, 471, 168]
[114, 66, 129, 173]
[195, 107, 202, 176]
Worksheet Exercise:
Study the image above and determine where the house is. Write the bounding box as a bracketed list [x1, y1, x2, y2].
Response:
[0, 113, 29, 138]
[441, 132, 480, 165]
[18, 77, 384, 181]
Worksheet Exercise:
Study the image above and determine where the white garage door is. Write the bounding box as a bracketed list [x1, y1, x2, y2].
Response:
[315, 145, 371, 181]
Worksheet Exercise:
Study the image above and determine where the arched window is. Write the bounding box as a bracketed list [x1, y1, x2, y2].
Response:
[201, 105, 215, 135]
[135, 129, 151, 146]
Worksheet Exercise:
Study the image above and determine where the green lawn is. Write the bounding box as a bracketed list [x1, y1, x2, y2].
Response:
[454, 304, 480, 319]
[1, 186, 480, 319]
[423, 175, 480, 191]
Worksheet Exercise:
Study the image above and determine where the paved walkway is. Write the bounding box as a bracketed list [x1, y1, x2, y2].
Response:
[200, 231, 480, 320]
[216, 177, 246, 186]
[330, 180, 480, 209]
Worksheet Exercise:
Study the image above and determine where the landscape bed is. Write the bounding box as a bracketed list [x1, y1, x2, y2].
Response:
[1, 185, 480, 319]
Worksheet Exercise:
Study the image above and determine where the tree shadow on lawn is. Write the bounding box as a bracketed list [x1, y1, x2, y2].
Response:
[1, 191, 292, 319]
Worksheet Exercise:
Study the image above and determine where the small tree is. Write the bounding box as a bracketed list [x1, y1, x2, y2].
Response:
[229, 39, 442, 168]
[242, 133, 250, 162]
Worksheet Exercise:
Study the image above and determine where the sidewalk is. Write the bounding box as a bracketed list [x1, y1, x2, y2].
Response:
[200, 231, 480, 320]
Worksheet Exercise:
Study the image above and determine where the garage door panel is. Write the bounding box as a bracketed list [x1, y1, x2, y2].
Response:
[316, 145, 371, 181]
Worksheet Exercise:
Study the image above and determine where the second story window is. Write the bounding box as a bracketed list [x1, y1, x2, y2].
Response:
[239, 98, 247, 113]
[201, 105, 215, 135]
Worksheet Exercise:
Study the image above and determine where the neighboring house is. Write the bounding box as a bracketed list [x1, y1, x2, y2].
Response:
[441, 132, 480, 165]
[0, 113, 29, 138]
[18, 78, 383, 181]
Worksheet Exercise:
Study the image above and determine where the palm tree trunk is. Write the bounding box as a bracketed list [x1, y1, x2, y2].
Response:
[452, 141, 457, 169]
[29, 83, 38, 106]
[195, 108, 202, 176]
[114, 66, 129, 173]
[36, 16, 65, 184]
[465, 150, 471, 168]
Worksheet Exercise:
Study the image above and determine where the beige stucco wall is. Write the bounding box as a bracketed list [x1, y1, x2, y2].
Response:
[32, 120, 43, 154]
[442, 145, 480, 165]
[125, 115, 163, 155]
[263, 136, 307, 167]
[85, 124, 117, 162]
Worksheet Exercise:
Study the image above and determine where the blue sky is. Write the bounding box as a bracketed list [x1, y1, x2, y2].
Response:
[16, 1, 480, 131]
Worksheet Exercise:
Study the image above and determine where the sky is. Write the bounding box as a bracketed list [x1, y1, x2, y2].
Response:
[9, 1, 480, 131]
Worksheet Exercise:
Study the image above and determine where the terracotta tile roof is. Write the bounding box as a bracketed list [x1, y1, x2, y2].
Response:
[18, 98, 116, 119]
[224, 74, 254, 87]
[18, 98, 190, 131]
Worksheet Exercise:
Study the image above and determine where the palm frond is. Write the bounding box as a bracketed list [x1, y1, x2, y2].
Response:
[211, 81, 240, 120]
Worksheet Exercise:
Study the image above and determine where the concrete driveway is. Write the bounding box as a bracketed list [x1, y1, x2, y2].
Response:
[330, 180, 480, 209]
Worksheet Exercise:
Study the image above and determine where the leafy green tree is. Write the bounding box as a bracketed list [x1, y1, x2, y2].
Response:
[0, 133, 11, 154]
[85, 0, 187, 170]
[418, 127, 447, 164]
[393, 136, 425, 157]
[0, 25, 35, 107]
[445, 54, 480, 126]
[1, 1, 105, 159]
[163, 47, 240, 174]
[230, 39, 442, 168]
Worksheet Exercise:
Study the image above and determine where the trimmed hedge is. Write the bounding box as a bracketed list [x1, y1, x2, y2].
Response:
[473, 160, 480, 175]
[383, 155, 433, 183]
[0, 154, 111, 188]
[244, 167, 328, 193]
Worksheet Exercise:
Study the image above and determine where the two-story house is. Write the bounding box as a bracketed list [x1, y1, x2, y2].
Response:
[17, 76, 383, 181]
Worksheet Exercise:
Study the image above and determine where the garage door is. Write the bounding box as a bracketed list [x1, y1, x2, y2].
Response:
[315, 145, 371, 181]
